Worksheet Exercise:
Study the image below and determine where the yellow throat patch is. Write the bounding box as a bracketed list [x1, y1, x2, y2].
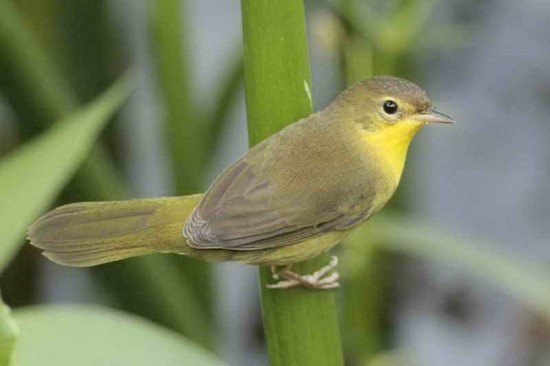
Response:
[361, 119, 424, 182]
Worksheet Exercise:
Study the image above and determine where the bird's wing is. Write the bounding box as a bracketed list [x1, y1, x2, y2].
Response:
[183, 140, 346, 250]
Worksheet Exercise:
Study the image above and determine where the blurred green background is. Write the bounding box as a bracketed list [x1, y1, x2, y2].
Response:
[1, 0, 550, 365]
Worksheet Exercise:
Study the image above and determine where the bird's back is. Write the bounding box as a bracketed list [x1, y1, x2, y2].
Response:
[184, 112, 395, 250]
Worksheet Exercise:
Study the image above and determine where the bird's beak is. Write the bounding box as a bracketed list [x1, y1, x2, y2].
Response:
[413, 108, 455, 124]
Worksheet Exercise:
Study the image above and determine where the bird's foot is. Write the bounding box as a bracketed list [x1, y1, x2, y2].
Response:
[266, 256, 340, 290]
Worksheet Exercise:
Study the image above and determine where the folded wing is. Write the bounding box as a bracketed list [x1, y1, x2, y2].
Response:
[184, 141, 344, 250]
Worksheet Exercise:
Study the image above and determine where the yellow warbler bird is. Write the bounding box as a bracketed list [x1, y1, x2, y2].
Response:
[28, 75, 453, 289]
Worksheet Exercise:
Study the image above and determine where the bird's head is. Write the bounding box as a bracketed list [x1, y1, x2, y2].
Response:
[326, 75, 454, 177]
[328, 75, 454, 133]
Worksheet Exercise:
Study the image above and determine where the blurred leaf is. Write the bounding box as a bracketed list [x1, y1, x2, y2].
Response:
[204, 52, 244, 159]
[1, 3, 211, 351]
[419, 24, 477, 50]
[0, 296, 18, 366]
[346, 214, 550, 319]
[56, 0, 119, 102]
[381, 0, 440, 54]
[0, 0, 127, 200]
[12, 305, 225, 366]
[0, 76, 130, 271]
[148, 0, 213, 345]
[329, 0, 443, 56]
[150, 0, 202, 192]
[366, 351, 413, 366]
[95, 255, 213, 348]
[327, 0, 380, 47]
[0, 0, 75, 129]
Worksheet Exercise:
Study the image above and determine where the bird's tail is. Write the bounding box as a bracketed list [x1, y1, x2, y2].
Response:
[28, 195, 203, 267]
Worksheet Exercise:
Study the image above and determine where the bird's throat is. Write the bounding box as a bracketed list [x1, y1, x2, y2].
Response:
[361, 121, 423, 183]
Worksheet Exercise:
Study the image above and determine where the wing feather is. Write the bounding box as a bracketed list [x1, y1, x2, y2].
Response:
[183, 139, 343, 250]
[183, 117, 380, 251]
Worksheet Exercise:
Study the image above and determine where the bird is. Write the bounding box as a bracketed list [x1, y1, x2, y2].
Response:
[28, 75, 454, 289]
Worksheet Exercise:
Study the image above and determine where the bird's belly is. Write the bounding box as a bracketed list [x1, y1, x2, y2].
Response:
[236, 230, 350, 266]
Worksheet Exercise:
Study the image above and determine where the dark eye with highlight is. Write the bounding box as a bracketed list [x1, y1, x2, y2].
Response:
[383, 100, 398, 115]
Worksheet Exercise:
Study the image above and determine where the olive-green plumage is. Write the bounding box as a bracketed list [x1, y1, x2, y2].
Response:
[28, 76, 453, 267]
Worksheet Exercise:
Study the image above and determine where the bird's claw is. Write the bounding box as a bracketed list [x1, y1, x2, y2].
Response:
[267, 256, 340, 290]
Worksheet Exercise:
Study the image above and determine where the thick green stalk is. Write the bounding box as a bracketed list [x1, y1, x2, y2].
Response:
[241, 1, 344, 365]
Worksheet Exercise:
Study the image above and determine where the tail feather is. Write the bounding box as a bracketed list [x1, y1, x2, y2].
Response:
[28, 196, 203, 267]
[42, 246, 158, 267]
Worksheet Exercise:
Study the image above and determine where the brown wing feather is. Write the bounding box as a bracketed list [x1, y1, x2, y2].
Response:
[183, 140, 343, 250]
[183, 113, 386, 251]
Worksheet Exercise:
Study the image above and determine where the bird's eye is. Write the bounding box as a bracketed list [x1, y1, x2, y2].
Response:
[383, 100, 398, 115]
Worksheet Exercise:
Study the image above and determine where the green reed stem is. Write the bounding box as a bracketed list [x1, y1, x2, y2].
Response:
[241, 1, 344, 365]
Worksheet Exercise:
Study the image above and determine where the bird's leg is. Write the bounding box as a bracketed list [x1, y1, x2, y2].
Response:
[266, 256, 340, 290]
[310, 255, 339, 280]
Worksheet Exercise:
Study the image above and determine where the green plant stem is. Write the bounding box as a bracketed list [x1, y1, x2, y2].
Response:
[338, 1, 389, 363]
[0, 296, 18, 366]
[204, 53, 244, 159]
[151, 0, 203, 193]
[149, 0, 213, 336]
[241, 1, 343, 365]
[342, 235, 392, 364]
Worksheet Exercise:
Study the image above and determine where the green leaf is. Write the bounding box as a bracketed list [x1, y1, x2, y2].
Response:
[12, 305, 225, 366]
[0, 76, 130, 271]
[0, 296, 18, 366]
[345, 214, 550, 319]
